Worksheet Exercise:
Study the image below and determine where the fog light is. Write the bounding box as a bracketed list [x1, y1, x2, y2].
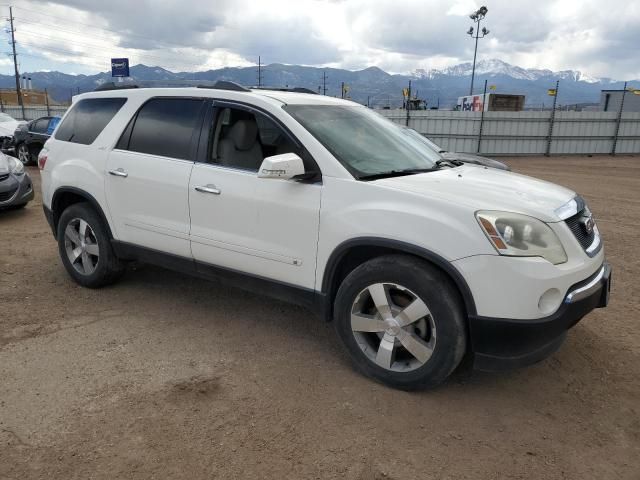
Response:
[538, 288, 562, 315]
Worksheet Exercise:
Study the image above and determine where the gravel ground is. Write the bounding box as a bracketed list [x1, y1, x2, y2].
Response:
[1, 156, 639, 479]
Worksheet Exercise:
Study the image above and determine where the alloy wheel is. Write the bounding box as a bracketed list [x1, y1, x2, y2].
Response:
[350, 282, 436, 372]
[64, 218, 100, 275]
[17, 145, 30, 165]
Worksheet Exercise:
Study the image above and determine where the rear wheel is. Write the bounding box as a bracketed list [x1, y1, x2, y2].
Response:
[57, 202, 124, 288]
[333, 255, 467, 390]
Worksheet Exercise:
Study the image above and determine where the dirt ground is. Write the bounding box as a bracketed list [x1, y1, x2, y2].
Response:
[1, 155, 639, 479]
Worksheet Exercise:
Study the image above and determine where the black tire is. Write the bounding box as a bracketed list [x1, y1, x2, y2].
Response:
[57, 202, 124, 288]
[333, 254, 467, 390]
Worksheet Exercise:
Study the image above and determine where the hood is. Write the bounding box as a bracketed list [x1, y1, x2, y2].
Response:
[0, 120, 22, 137]
[0, 152, 12, 174]
[441, 151, 510, 171]
[375, 164, 575, 222]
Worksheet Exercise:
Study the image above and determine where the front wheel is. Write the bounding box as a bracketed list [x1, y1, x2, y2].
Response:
[57, 202, 124, 288]
[333, 255, 467, 390]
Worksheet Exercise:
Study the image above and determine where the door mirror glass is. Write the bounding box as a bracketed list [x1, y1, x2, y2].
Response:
[258, 153, 305, 180]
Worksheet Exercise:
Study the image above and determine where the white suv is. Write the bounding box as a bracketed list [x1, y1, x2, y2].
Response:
[39, 83, 611, 390]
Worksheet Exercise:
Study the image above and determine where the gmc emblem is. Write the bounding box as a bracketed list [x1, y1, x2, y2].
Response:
[581, 215, 595, 235]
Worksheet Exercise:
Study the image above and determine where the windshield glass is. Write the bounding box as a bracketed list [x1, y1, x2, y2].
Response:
[0, 113, 15, 123]
[284, 105, 442, 178]
[404, 128, 445, 152]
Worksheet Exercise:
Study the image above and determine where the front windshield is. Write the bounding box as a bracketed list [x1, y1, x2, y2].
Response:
[284, 105, 442, 178]
[0, 113, 14, 123]
[404, 128, 445, 153]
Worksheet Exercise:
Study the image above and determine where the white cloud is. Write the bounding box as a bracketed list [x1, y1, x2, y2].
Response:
[7, 0, 640, 79]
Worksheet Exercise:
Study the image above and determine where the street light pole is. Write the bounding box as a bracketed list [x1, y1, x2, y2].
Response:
[467, 6, 490, 96]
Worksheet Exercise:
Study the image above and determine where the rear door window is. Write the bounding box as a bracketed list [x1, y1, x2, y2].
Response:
[123, 98, 205, 160]
[55, 98, 126, 145]
[31, 118, 49, 134]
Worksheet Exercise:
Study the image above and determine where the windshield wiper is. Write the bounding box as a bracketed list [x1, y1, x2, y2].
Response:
[435, 159, 463, 168]
[358, 167, 440, 181]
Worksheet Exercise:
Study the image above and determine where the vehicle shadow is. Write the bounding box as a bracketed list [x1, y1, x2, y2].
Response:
[107, 262, 633, 398]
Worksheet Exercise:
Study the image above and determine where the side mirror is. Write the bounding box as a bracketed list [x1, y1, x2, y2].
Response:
[258, 153, 306, 180]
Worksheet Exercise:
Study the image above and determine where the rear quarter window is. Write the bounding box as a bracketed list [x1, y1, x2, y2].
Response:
[55, 98, 127, 145]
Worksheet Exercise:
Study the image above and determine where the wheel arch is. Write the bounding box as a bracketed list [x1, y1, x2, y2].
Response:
[51, 187, 114, 240]
[320, 237, 477, 321]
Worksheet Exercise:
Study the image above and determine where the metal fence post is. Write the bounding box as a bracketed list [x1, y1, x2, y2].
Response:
[611, 81, 627, 156]
[477, 79, 487, 153]
[0, 97, 4, 113]
[405, 80, 411, 127]
[545, 80, 560, 157]
[45, 88, 51, 116]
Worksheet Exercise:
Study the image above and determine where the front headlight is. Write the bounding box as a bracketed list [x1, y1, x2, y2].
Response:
[476, 211, 567, 265]
[8, 156, 24, 175]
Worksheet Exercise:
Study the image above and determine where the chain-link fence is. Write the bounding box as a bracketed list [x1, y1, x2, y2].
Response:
[1, 104, 69, 121]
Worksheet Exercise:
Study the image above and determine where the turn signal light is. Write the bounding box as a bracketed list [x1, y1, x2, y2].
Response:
[38, 154, 47, 170]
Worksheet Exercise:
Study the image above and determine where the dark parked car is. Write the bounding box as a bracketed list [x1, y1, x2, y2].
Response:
[13, 116, 60, 165]
[0, 152, 33, 209]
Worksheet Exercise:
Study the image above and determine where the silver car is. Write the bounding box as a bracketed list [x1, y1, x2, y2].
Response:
[0, 153, 34, 209]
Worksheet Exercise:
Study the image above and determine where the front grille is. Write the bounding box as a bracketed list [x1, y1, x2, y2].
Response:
[0, 173, 9, 182]
[565, 208, 596, 251]
[0, 185, 17, 202]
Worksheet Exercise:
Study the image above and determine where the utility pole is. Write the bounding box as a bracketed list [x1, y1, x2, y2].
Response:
[321, 71, 327, 95]
[467, 6, 490, 96]
[257, 56, 263, 87]
[341, 81, 345, 99]
[8, 7, 25, 120]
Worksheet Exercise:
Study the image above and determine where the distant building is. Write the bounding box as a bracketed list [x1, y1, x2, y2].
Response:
[600, 90, 640, 112]
[456, 93, 525, 112]
[0, 89, 57, 106]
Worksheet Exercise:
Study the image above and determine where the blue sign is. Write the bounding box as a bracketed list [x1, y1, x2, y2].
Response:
[111, 58, 129, 77]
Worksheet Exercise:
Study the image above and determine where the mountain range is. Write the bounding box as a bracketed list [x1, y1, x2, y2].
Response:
[2, 59, 637, 109]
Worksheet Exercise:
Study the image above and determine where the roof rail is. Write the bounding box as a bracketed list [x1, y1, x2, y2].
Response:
[94, 82, 140, 91]
[197, 80, 251, 92]
[251, 86, 318, 95]
[93, 80, 316, 95]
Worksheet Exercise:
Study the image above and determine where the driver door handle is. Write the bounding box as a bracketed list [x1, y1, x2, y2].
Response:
[194, 184, 221, 195]
[108, 168, 128, 178]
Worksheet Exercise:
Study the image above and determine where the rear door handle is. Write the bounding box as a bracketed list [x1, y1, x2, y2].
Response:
[108, 168, 128, 178]
[194, 184, 221, 195]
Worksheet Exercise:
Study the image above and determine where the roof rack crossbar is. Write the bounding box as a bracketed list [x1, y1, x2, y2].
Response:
[198, 81, 251, 92]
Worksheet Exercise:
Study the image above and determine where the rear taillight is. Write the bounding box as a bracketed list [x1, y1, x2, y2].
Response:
[38, 153, 47, 170]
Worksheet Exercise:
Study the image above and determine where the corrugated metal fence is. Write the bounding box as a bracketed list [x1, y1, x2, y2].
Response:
[3, 104, 639, 155]
[379, 109, 640, 155]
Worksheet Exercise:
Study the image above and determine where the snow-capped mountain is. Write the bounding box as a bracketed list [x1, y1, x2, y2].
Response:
[413, 59, 607, 84]
[1, 60, 635, 109]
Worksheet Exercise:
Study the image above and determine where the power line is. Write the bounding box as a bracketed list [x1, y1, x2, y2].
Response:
[12, 31, 197, 70]
[9, 7, 198, 48]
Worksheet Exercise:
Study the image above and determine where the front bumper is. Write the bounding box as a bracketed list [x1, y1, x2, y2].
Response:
[0, 171, 34, 208]
[470, 262, 611, 371]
